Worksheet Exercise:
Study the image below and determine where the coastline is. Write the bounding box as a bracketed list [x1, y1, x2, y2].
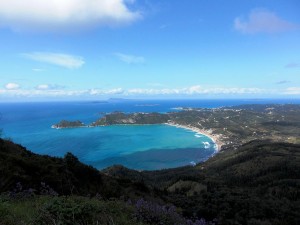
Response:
[51, 121, 224, 152]
[165, 122, 224, 152]
[51, 125, 88, 129]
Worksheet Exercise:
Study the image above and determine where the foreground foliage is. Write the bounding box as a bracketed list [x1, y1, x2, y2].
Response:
[0, 195, 214, 225]
[0, 195, 139, 225]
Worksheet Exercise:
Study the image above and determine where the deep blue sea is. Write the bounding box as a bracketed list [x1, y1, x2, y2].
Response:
[1, 99, 299, 170]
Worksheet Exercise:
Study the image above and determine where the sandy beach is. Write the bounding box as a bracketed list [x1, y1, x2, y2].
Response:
[166, 122, 224, 152]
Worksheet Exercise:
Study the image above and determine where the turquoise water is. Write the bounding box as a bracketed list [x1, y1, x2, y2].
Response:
[1, 99, 299, 170]
[4, 123, 215, 170]
[51, 125, 214, 170]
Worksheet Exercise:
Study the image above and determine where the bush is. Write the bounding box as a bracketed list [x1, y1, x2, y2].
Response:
[133, 198, 215, 225]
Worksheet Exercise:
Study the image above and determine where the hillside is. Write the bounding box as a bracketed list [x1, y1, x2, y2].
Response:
[1, 138, 299, 224]
[92, 112, 170, 126]
[0, 141, 218, 225]
[105, 140, 300, 225]
[169, 104, 300, 149]
[0, 138, 151, 198]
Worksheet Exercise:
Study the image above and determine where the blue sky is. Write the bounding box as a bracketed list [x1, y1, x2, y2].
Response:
[0, 0, 300, 101]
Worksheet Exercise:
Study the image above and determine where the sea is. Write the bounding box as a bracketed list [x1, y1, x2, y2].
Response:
[1, 99, 299, 170]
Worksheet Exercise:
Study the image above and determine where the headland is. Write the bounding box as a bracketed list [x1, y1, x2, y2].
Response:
[52, 104, 300, 152]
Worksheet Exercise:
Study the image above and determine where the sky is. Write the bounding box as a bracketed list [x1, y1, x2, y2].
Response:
[0, 0, 300, 101]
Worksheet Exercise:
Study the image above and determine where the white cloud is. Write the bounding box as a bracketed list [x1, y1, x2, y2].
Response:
[114, 53, 145, 64]
[0, 85, 281, 99]
[22, 52, 85, 69]
[0, 0, 141, 32]
[127, 86, 264, 95]
[5, 83, 20, 90]
[36, 84, 65, 90]
[89, 88, 124, 95]
[284, 87, 300, 95]
[0, 87, 124, 98]
[36, 84, 49, 90]
[106, 88, 124, 94]
[0, 89, 88, 97]
[184, 85, 263, 95]
[127, 88, 175, 95]
[234, 9, 297, 34]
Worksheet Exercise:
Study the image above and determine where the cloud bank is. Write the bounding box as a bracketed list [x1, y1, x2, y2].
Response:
[0, 85, 269, 98]
[22, 52, 85, 69]
[2, 84, 299, 99]
[5, 83, 20, 90]
[284, 87, 300, 95]
[234, 9, 297, 34]
[126, 86, 264, 95]
[36, 84, 65, 90]
[0, 0, 141, 32]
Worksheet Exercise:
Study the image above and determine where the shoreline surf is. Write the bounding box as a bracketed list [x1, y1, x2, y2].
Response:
[165, 122, 224, 152]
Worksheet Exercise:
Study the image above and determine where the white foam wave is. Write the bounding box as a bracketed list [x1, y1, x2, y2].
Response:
[190, 161, 196, 166]
[202, 141, 211, 149]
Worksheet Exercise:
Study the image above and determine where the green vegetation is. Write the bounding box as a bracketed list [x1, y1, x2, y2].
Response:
[52, 120, 85, 129]
[55, 104, 300, 150]
[0, 195, 144, 225]
[1, 138, 299, 224]
[169, 104, 300, 148]
[92, 112, 170, 126]
[105, 141, 300, 225]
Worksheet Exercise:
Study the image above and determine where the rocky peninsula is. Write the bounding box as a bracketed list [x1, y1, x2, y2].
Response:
[52, 120, 86, 129]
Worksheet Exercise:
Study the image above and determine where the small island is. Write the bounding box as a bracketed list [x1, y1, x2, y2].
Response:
[51, 120, 86, 129]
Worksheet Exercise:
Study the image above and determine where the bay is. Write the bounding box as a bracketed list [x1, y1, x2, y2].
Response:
[1, 99, 299, 170]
